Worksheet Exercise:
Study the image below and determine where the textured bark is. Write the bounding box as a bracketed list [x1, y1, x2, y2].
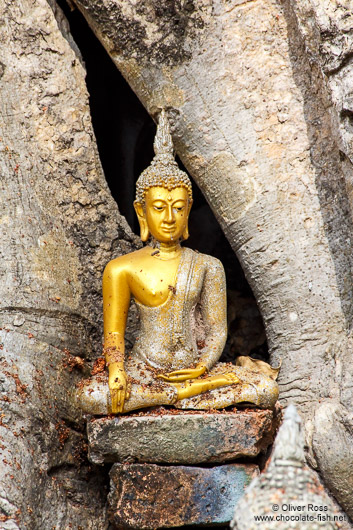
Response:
[0, 0, 138, 528]
[70, 0, 353, 518]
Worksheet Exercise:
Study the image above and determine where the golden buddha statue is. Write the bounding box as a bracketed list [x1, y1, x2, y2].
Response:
[78, 110, 278, 415]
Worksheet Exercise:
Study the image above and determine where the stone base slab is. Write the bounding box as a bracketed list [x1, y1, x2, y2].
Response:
[108, 462, 259, 529]
[88, 408, 279, 465]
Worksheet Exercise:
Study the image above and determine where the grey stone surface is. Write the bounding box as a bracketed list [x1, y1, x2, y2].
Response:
[108, 462, 259, 529]
[87, 408, 279, 465]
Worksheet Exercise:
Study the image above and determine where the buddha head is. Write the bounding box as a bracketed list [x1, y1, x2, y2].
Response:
[134, 110, 193, 243]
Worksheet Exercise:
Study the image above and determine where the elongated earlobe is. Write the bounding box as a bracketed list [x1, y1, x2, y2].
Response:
[182, 199, 193, 240]
[134, 201, 150, 242]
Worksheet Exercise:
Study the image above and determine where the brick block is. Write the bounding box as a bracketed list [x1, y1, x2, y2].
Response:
[108, 462, 259, 529]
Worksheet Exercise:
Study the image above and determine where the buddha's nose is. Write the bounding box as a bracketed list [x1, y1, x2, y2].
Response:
[165, 205, 175, 223]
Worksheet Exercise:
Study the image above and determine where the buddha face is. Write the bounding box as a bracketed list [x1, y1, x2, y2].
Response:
[134, 186, 192, 243]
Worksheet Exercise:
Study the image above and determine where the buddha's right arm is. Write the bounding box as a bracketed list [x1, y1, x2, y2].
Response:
[104, 332, 127, 412]
[103, 261, 131, 412]
[104, 332, 125, 369]
[103, 260, 130, 359]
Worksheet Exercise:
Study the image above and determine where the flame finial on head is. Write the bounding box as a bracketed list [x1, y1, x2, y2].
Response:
[135, 109, 192, 203]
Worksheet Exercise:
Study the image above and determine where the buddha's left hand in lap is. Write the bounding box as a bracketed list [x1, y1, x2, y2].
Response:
[157, 363, 207, 382]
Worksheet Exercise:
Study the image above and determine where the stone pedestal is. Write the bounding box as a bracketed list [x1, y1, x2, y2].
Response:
[87, 408, 280, 529]
[87, 408, 278, 465]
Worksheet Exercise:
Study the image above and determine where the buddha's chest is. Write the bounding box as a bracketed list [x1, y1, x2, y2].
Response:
[128, 257, 181, 307]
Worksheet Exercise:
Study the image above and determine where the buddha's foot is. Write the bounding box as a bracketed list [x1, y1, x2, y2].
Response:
[172, 372, 241, 401]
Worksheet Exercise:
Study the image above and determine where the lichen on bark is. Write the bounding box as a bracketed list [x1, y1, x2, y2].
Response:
[75, 0, 211, 66]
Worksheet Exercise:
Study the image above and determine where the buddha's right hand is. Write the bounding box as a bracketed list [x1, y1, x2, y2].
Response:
[108, 365, 128, 413]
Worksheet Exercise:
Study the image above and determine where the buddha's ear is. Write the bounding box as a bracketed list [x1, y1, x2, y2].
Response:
[134, 201, 150, 242]
[182, 199, 193, 241]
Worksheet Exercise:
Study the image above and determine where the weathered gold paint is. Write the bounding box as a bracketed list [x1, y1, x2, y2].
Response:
[78, 110, 279, 414]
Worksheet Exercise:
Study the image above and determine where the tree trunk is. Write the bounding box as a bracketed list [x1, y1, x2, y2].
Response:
[0, 0, 138, 527]
[71, 0, 353, 518]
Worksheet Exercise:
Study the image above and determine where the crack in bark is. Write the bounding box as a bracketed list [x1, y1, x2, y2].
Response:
[326, 51, 353, 76]
[224, 0, 259, 13]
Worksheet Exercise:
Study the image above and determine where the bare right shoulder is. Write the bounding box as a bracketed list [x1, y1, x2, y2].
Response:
[103, 247, 150, 279]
